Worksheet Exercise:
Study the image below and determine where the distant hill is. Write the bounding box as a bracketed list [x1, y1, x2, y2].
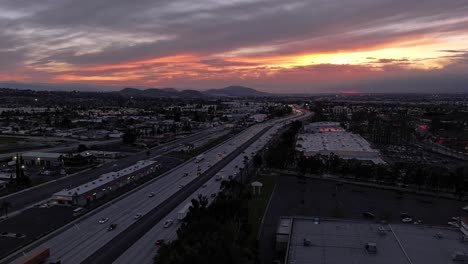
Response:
[0, 81, 271, 97]
[159, 88, 178, 93]
[118, 87, 205, 98]
[204, 86, 269, 97]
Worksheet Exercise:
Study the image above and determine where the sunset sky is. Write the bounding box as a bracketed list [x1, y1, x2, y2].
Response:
[1, 0, 468, 93]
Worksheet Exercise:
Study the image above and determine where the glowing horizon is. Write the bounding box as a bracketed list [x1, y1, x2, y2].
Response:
[1, 0, 468, 93]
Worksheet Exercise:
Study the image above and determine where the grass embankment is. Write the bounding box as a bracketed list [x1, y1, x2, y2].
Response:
[247, 173, 276, 241]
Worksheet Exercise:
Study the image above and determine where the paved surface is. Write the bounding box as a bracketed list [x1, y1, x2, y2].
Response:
[1, 108, 309, 264]
[1, 121, 278, 264]
[0, 128, 219, 213]
[0, 156, 180, 258]
[83, 125, 275, 264]
[0, 138, 121, 160]
[113, 114, 304, 264]
[259, 176, 467, 264]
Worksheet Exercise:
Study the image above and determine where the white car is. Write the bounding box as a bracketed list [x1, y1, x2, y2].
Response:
[99, 218, 109, 224]
[163, 219, 173, 228]
[401, 217, 413, 223]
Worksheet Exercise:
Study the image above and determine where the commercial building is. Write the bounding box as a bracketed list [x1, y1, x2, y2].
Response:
[277, 216, 468, 264]
[21, 152, 64, 167]
[296, 122, 385, 164]
[250, 114, 268, 123]
[52, 160, 160, 206]
[80, 150, 124, 162]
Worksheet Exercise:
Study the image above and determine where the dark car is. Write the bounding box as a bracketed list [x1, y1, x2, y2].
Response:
[155, 239, 165, 246]
[363, 212, 375, 219]
[107, 224, 117, 231]
[400, 213, 411, 219]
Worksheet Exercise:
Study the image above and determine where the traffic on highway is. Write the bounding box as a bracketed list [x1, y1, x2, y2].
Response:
[4, 107, 309, 264]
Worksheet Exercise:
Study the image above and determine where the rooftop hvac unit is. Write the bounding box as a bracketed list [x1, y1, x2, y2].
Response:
[452, 251, 468, 262]
[378, 227, 386, 236]
[365, 242, 377, 254]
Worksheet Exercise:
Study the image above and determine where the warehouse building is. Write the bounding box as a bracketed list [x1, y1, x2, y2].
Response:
[21, 152, 64, 167]
[52, 160, 160, 206]
[277, 216, 468, 264]
[296, 122, 385, 164]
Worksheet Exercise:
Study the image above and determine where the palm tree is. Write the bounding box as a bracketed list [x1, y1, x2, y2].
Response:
[0, 200, 12, 218]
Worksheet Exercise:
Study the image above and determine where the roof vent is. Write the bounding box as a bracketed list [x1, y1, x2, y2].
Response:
[365, 242, 377, 254]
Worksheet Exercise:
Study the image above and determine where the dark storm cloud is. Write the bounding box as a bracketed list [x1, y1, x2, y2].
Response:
[198, 59, 258, 67]
[1, 0, 468, 93]
[2, 0, 468, 67]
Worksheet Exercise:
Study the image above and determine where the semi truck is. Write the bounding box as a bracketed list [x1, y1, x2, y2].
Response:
[195, 154, 205, 163]
[177, 203, 192, 221]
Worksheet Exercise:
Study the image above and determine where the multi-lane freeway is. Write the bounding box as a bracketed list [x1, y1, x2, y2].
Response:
[0, 127, 222, 214]
[3, 107, 309, 264]
[114, 114, 301, 264]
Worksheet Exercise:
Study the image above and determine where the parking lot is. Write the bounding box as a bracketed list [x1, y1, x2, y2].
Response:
[259, 174, 467, 264]
[0, 207, 74, 257]
[380, 144, 465, 168]
[0, 154, 183, 259]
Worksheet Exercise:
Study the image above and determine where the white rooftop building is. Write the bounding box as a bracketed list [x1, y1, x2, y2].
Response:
[280, 216, 468, 264]
[297, 122, 384, 164]
[52, 160, 159, 206]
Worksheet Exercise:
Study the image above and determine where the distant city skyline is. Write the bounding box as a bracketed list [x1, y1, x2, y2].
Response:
[1, 0, 468, 93]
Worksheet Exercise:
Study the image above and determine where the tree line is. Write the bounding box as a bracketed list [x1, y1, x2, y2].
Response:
[154, 180, 258, 264]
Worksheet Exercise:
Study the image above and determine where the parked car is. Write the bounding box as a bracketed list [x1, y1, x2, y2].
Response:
[155, 239, 165, 246]
[401, 217, 413, 223]
[107, 224, 117, 231]
[362, 212, 375, 219]
[163, 219, 173, 228]
[134, 213, 142, 219]
[148, 192, 155, 198]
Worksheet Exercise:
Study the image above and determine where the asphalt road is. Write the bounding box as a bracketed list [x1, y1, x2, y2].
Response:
[0, 128, 219, 212]
[2, 121, 274, 264]
[0, 156, 180, 258]
[114, 115, 301, 264]
[1, 108, 309, 264]
[82, 124, 273, 264]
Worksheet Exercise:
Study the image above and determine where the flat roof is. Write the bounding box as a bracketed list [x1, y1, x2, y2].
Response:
[297, 132, 375, 153]
[277, 217, 292, 235]
[53, 160, 158, 197]
[296, 132, 385, 164]
[286, 217, 467, 264]
[22, 152, 64, 159]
